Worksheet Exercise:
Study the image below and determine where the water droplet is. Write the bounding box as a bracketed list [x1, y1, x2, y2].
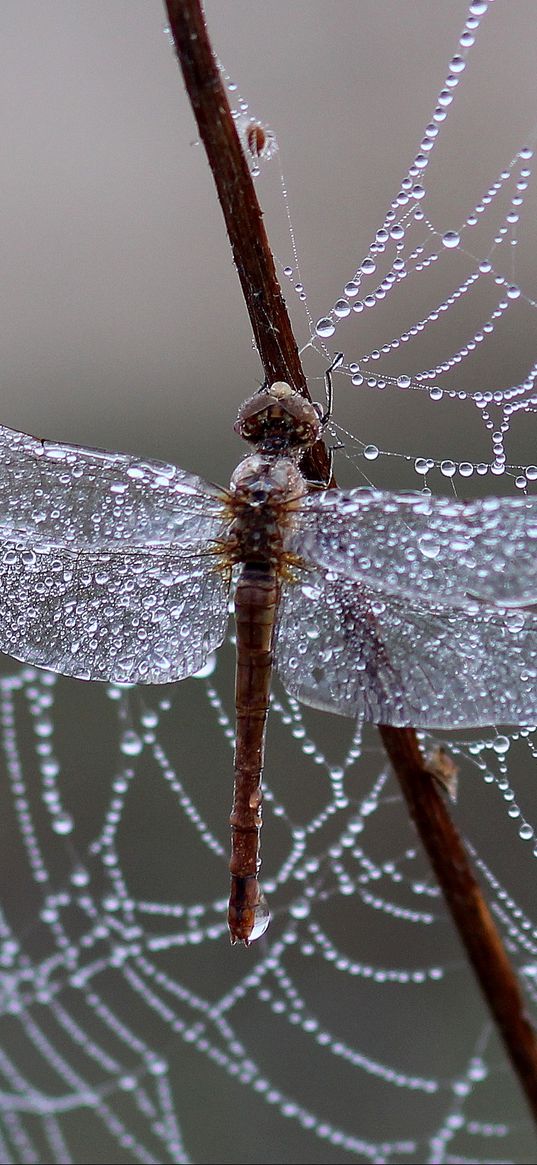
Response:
[505, 610, 525, 633]
[35, 717, 53, 738]
[52, 812, 74, 835]
[506, 284, 521, 299]
[103, 895, 120, 913]
[120, 730, 143, 757]
[334, 299, 350, 318]
[141, 709, 159, 729]
[418, 534, 441, 559]
[363, 445, 379, 461]
[290, 899, 311, 920]
[194, 655, 217, 679]
[397, 374, 411, 389]
[119, 1075, 137, 1092]
[315, 317, 335, 338]
[442, 230, 460, 249]
[492, 735, 510, 755]
[249, 893, 271, 942]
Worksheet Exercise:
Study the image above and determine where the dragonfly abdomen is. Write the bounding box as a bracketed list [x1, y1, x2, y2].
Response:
[228, 561, 281, 945]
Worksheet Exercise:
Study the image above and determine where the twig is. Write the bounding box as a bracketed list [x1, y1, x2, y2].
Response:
[380, 723, 537, 1116]
[164, 0, 537, 1124]
[163, 0, 331, 487]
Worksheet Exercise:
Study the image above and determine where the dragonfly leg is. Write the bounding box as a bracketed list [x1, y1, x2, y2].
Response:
[319, 351, 344, 427]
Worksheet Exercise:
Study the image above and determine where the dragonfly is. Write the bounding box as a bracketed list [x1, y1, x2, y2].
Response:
[1, 359, 537, 944]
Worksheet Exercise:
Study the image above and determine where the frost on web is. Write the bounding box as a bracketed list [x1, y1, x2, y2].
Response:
[1, 3, 537, 1165]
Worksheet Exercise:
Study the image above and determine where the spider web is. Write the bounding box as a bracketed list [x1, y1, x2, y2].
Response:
[1, 2, 537, 1163]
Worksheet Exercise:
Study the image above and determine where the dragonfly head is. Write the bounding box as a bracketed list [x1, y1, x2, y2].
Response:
[234, 381, 323, 453]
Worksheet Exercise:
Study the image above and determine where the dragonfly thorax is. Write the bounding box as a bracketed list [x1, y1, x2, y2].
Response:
[234, 381, 322, 454]
[230, 453, 306, 510]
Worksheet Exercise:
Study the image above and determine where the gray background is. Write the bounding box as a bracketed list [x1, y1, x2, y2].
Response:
[0, 3, 537, 1163]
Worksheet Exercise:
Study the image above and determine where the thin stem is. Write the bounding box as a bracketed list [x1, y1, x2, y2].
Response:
[164, 0, 330, 486]
[380, 723, 537, 1118]
[164, 0, 537, 1126]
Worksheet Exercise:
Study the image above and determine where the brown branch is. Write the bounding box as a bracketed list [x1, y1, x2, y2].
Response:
[380, 724, 537, 1118]
[164, 0, 537, 1126]
[163, 0, 330, 486]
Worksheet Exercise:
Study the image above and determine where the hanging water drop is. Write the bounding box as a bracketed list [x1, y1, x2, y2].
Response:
[194, 655, 217, 679]
[120, 730, 143, 757]
[248, 893, 270, 942]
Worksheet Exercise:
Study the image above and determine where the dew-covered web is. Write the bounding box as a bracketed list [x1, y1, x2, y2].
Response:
[2, 2, 537, 1163]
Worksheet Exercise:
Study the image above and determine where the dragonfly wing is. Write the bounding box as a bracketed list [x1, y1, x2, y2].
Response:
[0, 423, 231, 682]
[0, 545, 230, 683]
[0, 423, 226, 549]
[289, 489, 537, 607]
[275, 571, 537, 728]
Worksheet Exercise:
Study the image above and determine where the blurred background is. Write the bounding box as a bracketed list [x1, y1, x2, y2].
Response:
[1, 2, 537, 1162]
